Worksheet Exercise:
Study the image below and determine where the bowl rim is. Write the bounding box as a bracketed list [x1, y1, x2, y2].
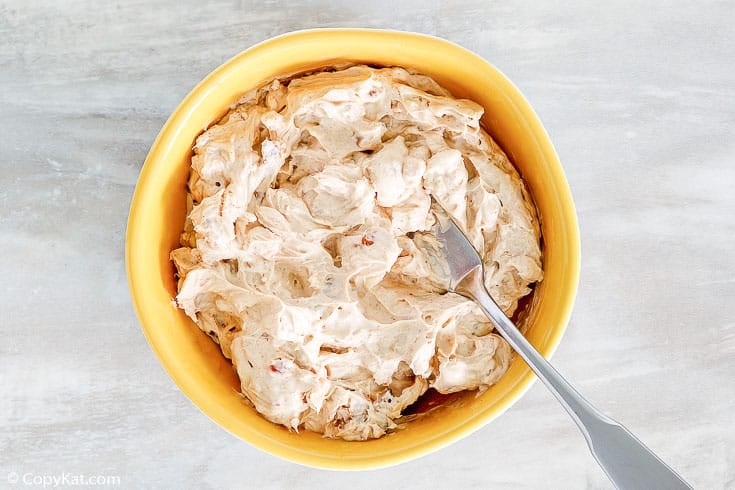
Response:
[126, 27, 581, 470]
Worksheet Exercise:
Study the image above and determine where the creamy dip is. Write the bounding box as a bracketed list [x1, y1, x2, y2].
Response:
[171, 65, 542, 440]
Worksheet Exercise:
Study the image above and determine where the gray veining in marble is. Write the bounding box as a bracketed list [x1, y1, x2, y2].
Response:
[1, 1, 734, 489]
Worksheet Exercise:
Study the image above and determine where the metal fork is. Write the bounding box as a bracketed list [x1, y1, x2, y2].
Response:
[430, 199, 691, 490]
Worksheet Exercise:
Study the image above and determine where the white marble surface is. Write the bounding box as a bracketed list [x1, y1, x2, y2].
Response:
[1, 1, 734, 488]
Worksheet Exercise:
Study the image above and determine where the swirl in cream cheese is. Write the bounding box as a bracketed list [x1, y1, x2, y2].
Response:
[171, 65, 542, 440]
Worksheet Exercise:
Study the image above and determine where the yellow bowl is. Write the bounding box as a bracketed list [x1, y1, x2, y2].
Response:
[126, 29, 580, 470]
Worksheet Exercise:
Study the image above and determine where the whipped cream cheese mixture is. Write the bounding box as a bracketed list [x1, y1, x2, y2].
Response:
[171, 65, 543, 440]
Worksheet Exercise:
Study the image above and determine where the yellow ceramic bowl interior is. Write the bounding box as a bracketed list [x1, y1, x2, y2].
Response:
[126, 29, 580, 470]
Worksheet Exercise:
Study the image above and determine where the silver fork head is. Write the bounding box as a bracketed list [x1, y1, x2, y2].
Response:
[430, 197, 483, 293]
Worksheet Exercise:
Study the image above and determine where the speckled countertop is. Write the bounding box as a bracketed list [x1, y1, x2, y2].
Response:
[1, 1, 733, 488]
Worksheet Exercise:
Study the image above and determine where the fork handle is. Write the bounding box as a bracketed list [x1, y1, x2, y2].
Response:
[458, 268, 691, 490]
